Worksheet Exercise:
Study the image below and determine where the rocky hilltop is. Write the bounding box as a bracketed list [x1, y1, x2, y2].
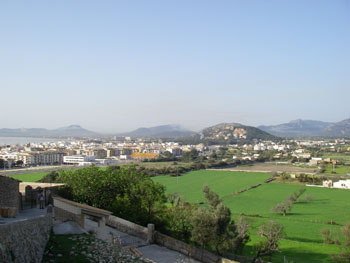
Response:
[178, 123, 277, 145]
[202, 123, 276, 141]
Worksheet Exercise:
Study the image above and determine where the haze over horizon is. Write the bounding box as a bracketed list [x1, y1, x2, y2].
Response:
[1, 1, 349, 133]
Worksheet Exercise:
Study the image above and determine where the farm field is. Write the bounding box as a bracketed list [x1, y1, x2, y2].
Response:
[153, 170, 271, 203]
[153, 170, 350, 263]
[7, 172, 49, 182]
[322, 164, 350, 176]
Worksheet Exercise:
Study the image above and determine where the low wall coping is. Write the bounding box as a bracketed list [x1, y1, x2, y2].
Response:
[53, 196, 112, 216]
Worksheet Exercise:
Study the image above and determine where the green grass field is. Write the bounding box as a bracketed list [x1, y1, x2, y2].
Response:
[322, 164, 350, 176]
[153, 170, 271, 203]
[153, 170, 350, 262]
[7, 172, 49, 182]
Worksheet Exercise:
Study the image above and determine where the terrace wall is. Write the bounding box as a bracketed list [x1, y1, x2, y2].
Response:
[107, 215, 148, 240]
[0, 213, 52, 263]
[107, 215, 240, 263]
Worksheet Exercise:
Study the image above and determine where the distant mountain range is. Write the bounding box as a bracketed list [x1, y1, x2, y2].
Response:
[2, 118, 349, 140]
[259, 118, 350, 138]
[121, 124, 196, 138]
[0, 125, 99, 138]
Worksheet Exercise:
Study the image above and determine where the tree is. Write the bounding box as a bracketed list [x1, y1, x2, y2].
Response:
[191, 186, 238, 255]
[305, 194, 314, 202]
[321, 228, 334, 244]
[181, 149, 199, 162]
[203, 185, 221, 208]
[39, 171, 60, 183]
[332, 223, 350, 262]
[271, 200, 293, 216]
[167, 195, 195, 242]
[234, 215, 250, 254]
[253, 221, 284, 262]
[332, 248, 350, 263]
[137, 179, 166, 222]
[342, 223, 350, 247]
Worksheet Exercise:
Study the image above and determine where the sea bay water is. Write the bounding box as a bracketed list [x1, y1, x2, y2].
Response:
[0, 137, 61, 146]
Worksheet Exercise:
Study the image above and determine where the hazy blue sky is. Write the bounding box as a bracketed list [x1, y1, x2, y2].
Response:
[1, 1, 349, 133]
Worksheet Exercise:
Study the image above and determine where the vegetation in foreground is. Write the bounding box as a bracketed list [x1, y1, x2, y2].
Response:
[14, 163, 350, 262]
[44, 166, 285, 262]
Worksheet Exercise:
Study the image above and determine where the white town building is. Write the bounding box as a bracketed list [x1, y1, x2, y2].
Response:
[63, 155, 95, 165]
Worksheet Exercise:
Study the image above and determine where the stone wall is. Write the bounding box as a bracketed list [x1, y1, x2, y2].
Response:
[51, 197, 241, 263]
[106, 215, 238, 263]
[0, 214, 52, 263]
[155, 232, 232, 263]
[107, 215, 148, 240]
[54, 206, 83, 226]
[0, 175, 20, 211]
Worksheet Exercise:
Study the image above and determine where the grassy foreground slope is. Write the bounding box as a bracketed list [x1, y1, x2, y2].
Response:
[153, 170, 350, 263]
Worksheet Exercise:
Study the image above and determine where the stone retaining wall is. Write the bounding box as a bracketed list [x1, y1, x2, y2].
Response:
[154, 232, 240, 263]
[54, 206, 83, 226]
[107, 215, 148, 240]
[0, 213, 52, 263]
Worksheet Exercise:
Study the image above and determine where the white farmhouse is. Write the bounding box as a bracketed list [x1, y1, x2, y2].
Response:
[333, 180, 350, 189]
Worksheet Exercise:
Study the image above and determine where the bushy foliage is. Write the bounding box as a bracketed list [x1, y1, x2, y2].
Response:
[39, 171, 60, 183]
[181, 149, 199, 162]
[165, 194, 196, 242]
[56, 166, 166, 226]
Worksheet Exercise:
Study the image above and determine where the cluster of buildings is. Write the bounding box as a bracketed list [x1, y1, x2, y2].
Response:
[0, 139, 198, 167]
[1, 137, 349, 169]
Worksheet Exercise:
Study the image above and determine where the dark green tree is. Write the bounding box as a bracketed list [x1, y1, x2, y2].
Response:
[181, 149, 199, 162]
[191, 186, 238, 255]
